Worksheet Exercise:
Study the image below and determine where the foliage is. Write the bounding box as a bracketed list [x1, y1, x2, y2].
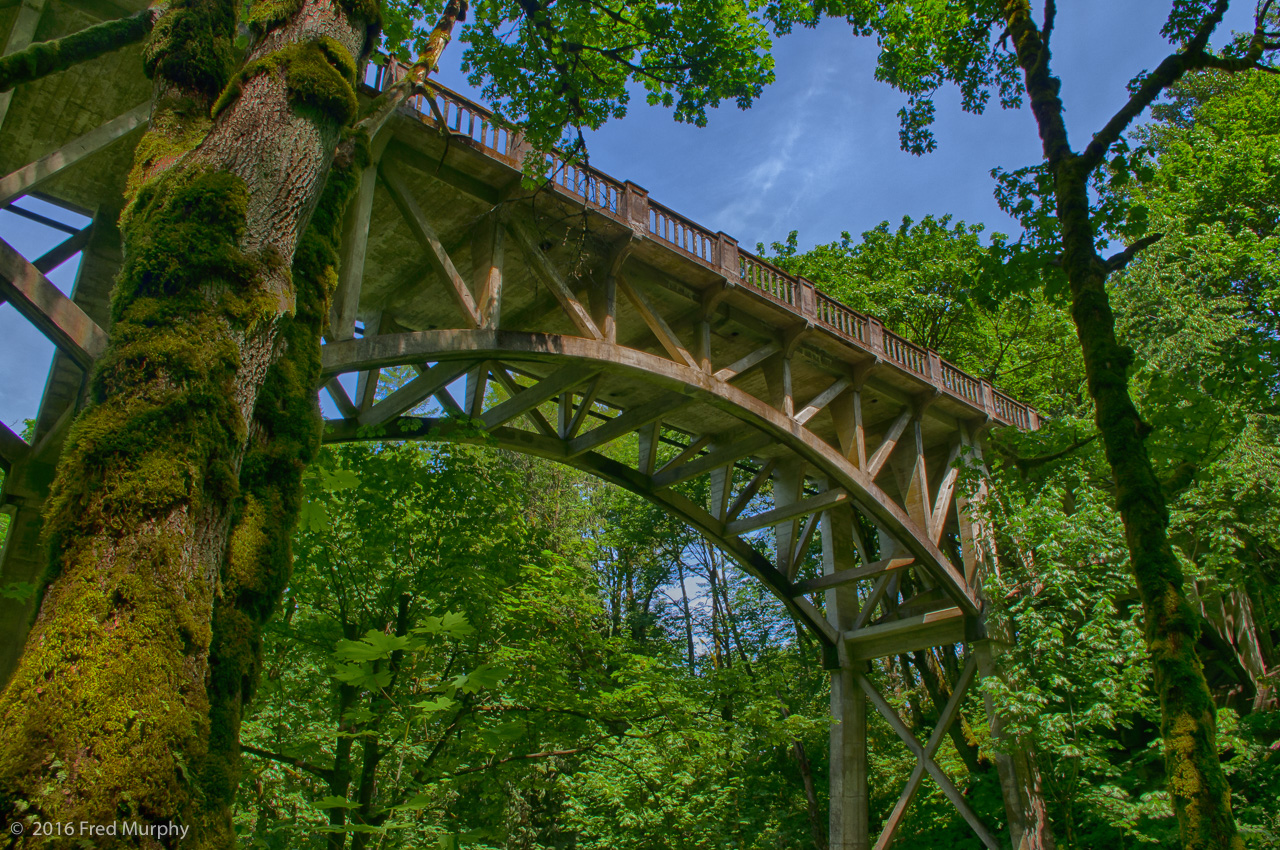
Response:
[381, 0, 777, 151]
[761, 216, 1085, 413]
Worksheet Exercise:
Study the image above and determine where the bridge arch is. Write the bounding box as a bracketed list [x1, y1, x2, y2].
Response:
[321, 329, 980, 653]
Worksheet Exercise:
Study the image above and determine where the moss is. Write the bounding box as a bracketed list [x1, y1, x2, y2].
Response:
[213, 37, 359, 125]
[124, 96, 212, 204]
[0, 162, 269, 828]
[246, 0, 304, 36]
[0, 8, 155, 93]
[143, 0, 238, 101]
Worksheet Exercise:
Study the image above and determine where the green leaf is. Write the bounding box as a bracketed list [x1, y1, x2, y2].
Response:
[334, 630, 411, 662]
[412, 696, 458, 713]
[458, 663, 512, 694]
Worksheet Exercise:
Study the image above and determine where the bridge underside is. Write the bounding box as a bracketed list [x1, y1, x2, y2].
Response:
[0, 6, 1045, 847]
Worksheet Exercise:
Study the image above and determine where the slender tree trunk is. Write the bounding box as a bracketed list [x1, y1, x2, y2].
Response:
[676, 558, 696, 670]
[1003, 3, 1242, 846]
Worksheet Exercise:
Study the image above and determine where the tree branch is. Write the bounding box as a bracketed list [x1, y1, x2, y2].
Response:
[1106, 232, 1164, 271]
[1004, 0, 1073, 165]
[1080, 0, 1232, 170]
[356, 0, 468, 139]
[997, 433, 1099, 476]
[0, 5, 162, 94]
[242, 744, 335, 782]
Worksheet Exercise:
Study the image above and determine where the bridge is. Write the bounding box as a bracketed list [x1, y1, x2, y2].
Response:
[0, 6, 1043, 846]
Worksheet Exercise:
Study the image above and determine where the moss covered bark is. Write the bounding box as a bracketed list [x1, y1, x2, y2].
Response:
[0, 7, 160, 94]
[0, 0, 377, 838]
[1002, 2, 1243, 847]
[193, 131, 369, 843]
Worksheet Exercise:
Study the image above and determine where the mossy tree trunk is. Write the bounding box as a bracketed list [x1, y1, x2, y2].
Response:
[1001, 1, 1254, 847]
[0, 0, 377, 838]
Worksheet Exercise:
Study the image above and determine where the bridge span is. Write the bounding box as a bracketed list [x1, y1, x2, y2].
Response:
[0, 14, 1042, 847]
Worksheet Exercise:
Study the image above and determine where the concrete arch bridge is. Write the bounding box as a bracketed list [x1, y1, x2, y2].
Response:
[0, 9, 1042, 846]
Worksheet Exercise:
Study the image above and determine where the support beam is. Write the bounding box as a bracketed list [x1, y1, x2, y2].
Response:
[796, 376, 852, 425]
[357, 361, 472, 427]
[507, 220, 603, 340]
[707, 462, 733, 522]
[0, 0, 45, 133]
[713, 342, 779, 382]
[0, 237, 107, 368]
[843, 607, 966, 661]
[955, 424, 991, 591]
[831, 388, 868, 469]
[865, 408, 911, 479]
[654, 434, 711, 477]
[773, 460, 805, 581]
[726, 488, 849, 537]
[893, 414, 931, 532]
[331, 158, 379, 339]
[0, 421, 29, 472]
[858, 670, 999, 850]
[651, 432, 772, 490]
[829, 666, 870, 850]
[852, 573, 896, 632]
[382, 160, 481, 329]
[0, 103, 148, 207]
[793, 557, 914, 596]
[928, 440, 963, 545]
[489, 366, 555, 437]
[565, 375, 601, 439]
[725, 458, 777, 523]
[790, 511, 821, 579]
[636, 421, 661, 476]
[567, 394, 692, 457]
[354, 315, 384, 414]
[481, 364, 597, 430]
[471, 213, 504, 329]
[874, 655, 979, 849]
[32, 223, 92, 274]
[464, 362, 489, 418]
[617, 272, 699, 370]
[762, 352, 794, 417]
[324, 378, 359, 419]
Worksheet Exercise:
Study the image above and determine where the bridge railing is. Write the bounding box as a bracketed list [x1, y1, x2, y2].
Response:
[738, 249, 798, 307]
[363, 65, 1040, 430]
[649, 201, 716, 263]
[813, 290, 869, 344]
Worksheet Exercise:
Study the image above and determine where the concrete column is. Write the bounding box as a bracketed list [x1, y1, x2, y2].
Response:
[822, 501, 869, 849]
[829, 666, 869, 850]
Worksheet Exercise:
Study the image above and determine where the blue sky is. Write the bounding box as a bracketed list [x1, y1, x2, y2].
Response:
[0, 0, 1256, 432]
